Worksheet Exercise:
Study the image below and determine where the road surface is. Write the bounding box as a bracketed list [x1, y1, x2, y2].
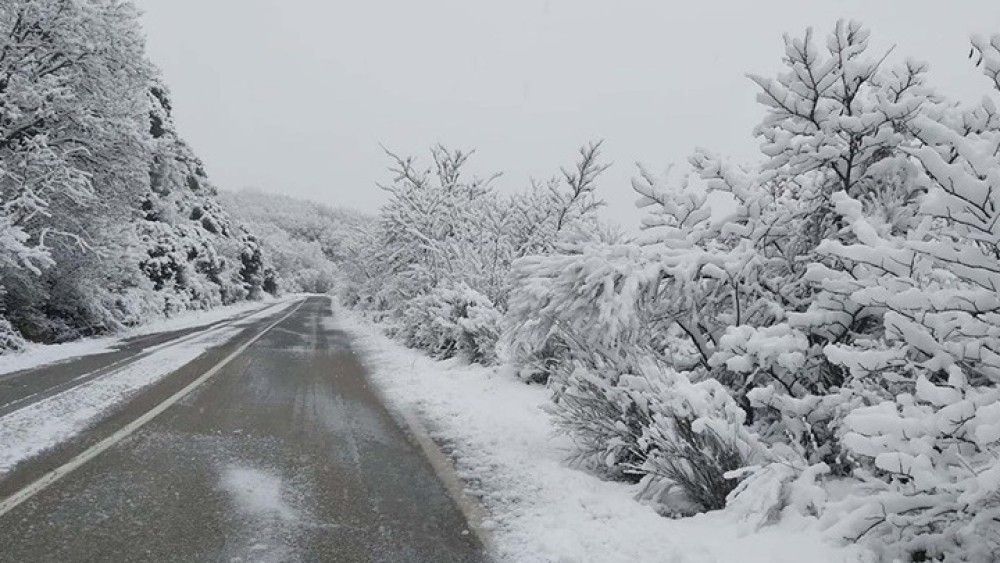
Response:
[0, 305, 269, 418]
[0, 296, 486, 562]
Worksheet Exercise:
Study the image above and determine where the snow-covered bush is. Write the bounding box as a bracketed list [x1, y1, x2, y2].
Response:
[391, 283, 502, 364]
[669, 22, 1000, 560]
[547, 349, 757, 513]
[785, 32, 1000, 560]
[501, 22, 1000, 558]
[0, 285, 25, 353]
[344, 142, 609, 365]
[0, 316, 25, 354]
[825, 380, 1000, 560]
[634, 370, 759, 512]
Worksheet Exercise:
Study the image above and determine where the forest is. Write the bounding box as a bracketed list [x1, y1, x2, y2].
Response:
[0, 1, 284, 352]
[3, 1, 1000, 560]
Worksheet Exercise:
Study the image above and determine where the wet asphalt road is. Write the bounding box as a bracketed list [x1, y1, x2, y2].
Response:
[0, 296, 485, 562]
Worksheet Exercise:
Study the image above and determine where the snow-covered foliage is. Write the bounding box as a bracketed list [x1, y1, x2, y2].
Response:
[0, 0, 278, 351]
[11, 3, 995, 557]
[391, 282, 502, 364]
[501, 21, 1000, 561]
[219, 189, 370, 294]
[343, 143, 608, 364]
[138, 83, 278, 309]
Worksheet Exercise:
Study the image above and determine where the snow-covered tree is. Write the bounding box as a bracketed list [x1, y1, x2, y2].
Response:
[0, 0, 280, 350]
[503, 23, 1000, 558]
[0, 0, 153, 344]
[219, 188, 370, 294]
[346, 142, 609, 364]
[136, 82, 278, 310]
[665, 23, 1000, 560]
[796, 34, 1000, 560]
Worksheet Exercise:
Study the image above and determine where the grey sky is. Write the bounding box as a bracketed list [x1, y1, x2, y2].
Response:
[135, 1, 999, 226]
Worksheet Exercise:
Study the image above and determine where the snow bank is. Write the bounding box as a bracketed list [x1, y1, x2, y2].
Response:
[0, 296, 298, 376]
[332, 305, 874, 563]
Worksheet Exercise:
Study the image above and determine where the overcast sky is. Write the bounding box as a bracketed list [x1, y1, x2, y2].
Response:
[135, 1, 999, 226]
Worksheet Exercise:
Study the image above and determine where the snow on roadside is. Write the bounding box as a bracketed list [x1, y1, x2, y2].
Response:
[0, 299, 300, 473]
[332, 305, 875, 563]
[0, 295, 298, 376]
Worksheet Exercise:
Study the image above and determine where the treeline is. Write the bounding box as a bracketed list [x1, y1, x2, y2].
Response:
[0, 0, 279, 352]
[219, 189, 370, 294]
[342, 22, 1000, 561]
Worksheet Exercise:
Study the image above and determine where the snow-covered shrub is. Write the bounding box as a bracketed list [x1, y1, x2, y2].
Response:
[0, 286, 25, 353]
[310, 17, 1000, 557]
[503, 232, 683, 385]
[725, 462, 832, 532]
[549, 363, 652, 480]
[238, 234, 278, 299]
[787, 33, 1000, 560]
[648, 20, 939, 476]
[344, 143, 609, 367]
[501, 22, 1000, 553]
[500, 160, 765, 509]
[547, 350, 757, 513]
[392, 283, 502, 364]
[634, 370, 757, 512]
[138, 222, 233, 310]
[0, 316, 25, 354]
[824, 379, 1000, 560]
[24, 236, 161, 339]
[657, 22, 1000, 559]
[501, 227, 762, 501]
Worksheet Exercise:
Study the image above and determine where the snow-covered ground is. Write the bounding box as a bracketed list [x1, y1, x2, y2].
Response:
[332, 305, 876, 563]
[0, 298, 300, 473]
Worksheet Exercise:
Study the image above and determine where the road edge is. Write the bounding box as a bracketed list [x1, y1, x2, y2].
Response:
[377, 388, 498, 557]
[327, 298, 498, 560]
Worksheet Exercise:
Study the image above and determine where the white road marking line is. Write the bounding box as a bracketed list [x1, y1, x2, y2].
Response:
[0, 298, 306, 519]
[0, 303, 281, 419]
[66, 302, 278, 381]
[0, 392, 37, 411]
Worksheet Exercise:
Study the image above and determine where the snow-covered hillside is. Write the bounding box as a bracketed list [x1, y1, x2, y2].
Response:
[0, 1, 277, 354]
